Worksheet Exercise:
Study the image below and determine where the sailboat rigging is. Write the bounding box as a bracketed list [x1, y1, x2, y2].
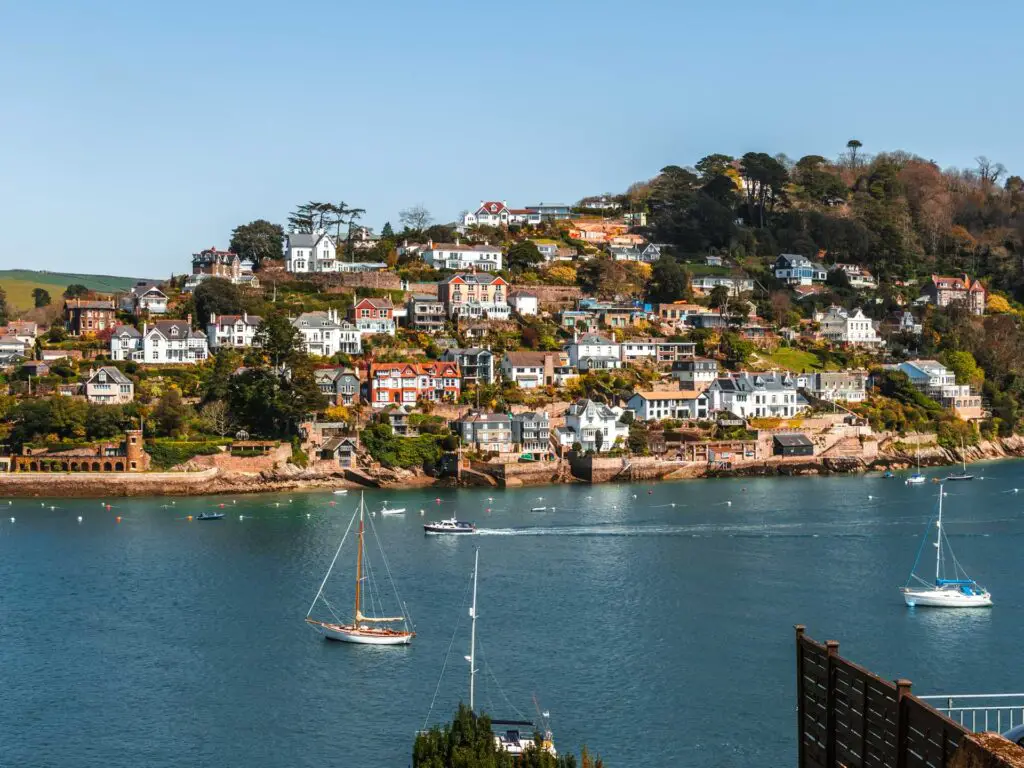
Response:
[945, 438, 975, 481]
[420, 548, 556, 756]
[900, 483, 992, 608]
[305, 492, 415, 644]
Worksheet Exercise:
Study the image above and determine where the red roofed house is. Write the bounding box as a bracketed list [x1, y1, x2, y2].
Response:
[350, 297, 396, 336]
[922, 274, 986, 315]
[463, 201, 511, 228]
[508, 208, 542, 226]
[369, 362, 461, 409]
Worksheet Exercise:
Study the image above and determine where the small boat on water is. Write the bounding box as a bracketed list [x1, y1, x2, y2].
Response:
[332, 489, 348, 496]
[306, 493, 415, 645]
[882, 470, 895, 479]
[906, 444, 927, 485]
[379, 501, 406, 515]
[946, 440, 975, 481]
[531, 506, 547, 512]
[423, 516, 476, 535]
[197, 512, 225, 521]
[900, 483, 992, 608]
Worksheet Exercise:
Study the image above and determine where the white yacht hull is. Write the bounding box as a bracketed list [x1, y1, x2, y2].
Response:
[901, 589, 992, 608]
[380, 509, 406, 515]
[307, 619, 414, 644]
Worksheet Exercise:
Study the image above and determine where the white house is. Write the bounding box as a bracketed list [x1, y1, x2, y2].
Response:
[817, 306, 884, 347]
[84, 366, 134, 404]
[671, 358, 719, 389]
[563, 399, 630, 452]
[707, 372, 807, 419]
[292, 309, 361, 357]
[804, 371, 868, 403]
[627, 390, 710, 422]
[284, 232, 338, 273]
[830, 263, 877, 290]
[207, 312, 262, 350]
[501, 351, 560, 388]
[120, 282, 168, 316]
[509, 290, 538, 316]
[565, 333, 621, 371]
[109, 321, 209, 364]
[463, 201, 511, 228]
[690, 275, 755, 296]
[422, 240, 503, 272]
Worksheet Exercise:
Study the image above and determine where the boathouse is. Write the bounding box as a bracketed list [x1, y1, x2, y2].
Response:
[9, 430, 149, 473]
[773, 433, 814, 457]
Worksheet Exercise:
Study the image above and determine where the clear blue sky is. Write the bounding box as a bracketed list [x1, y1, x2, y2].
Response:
[2, 1, 1022, 277]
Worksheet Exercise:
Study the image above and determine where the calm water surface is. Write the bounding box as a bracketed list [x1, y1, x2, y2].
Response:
[2, 466, 1023, 767]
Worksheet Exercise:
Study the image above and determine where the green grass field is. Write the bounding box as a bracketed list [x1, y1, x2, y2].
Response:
[757, 347, 838, 372]
[0, 269, 146, 310]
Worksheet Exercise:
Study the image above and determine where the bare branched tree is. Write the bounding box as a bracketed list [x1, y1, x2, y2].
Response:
[399, 204, 433, 232]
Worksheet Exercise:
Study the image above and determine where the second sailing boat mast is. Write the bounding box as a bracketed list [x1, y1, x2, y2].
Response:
[355, 499, 365, 623]
[935, 484, 943, 584]
[469, 548, 479, 711]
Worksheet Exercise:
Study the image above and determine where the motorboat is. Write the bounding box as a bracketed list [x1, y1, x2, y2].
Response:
[531, 506, 547, 512]
[423, 517, 476, 535]
[380, 501, 406, 515]
[900, 483, 992, 608]
[197, 512, 225, 521]
[332, 489, 348, 495]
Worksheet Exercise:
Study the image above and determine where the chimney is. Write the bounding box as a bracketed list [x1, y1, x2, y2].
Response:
[142, 322, 148, 336]
[186, 314, 192, 326]
[243, 311, 247, 322]
[427, 238, 433, 248]
[210, 312, 216, 325]
[455, 237, 460, 246]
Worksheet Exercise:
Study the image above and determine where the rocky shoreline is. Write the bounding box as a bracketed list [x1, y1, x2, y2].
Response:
[2, 435, 1022, 498]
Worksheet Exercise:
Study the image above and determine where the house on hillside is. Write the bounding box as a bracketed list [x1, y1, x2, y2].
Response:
[671, 358, 719, 389]
[816, 306, 884, 347]
[511, 411, 551, 455]
[369, 361, 461, 408]
[774, 254, 827, 285]
[830, 263, 877, 290]
[120, 281, 168, 316]
[421, 240, 503, 272]
[84, 366, 134, 405]
[109, 320, 209, 364]
[463, 201, 512, 228]
[283, 232, 337, 273]
[64, 299, 116, 336]
[406, 294, 447, 332]
[501, 351, 561, 388]
[207, 312, 262, 350]
[627, 389, 710, 422]
[707, 372, 806, 419]
[292, 310, 361, 356]
[452, 411, 512, 453]
[315, 367, 361, 405]
[565, 333, 621, 371]
[441, 347, 495, 385]
[804, 371, 867, 403]
[351, 297, 396, 336]
[437, 273, 510, 319]
[562, 399, 630, 452]
[921, 274, 986, 315]
[509, 290, 538, 316]
[893, 360, 983, 419]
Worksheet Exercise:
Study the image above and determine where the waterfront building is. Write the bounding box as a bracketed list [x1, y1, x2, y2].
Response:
[452, 411, 513, 453]
[9, 429, 149, 472]
[511, 411, 551, 455]
[894, 359, 983, 419]
[563, 398, 630, 452]
[627, 389, 710, 422]
[707, 371, 807, 419]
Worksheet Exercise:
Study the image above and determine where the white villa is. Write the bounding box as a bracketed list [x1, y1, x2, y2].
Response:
[109, 321, 210, 364]
[421, 240, 503, 272]
[292, 309, 361, 357]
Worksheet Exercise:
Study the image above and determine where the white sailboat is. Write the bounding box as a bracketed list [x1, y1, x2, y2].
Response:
[906, 444, 926, 485]
[900, 483, 992, 608]
[306, 493, 415, 644]
[421, 549, 556, 755]
[945, 439, 975, 481]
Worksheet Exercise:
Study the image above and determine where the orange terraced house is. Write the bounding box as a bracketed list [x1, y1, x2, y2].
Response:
[369, 361, 461, 409]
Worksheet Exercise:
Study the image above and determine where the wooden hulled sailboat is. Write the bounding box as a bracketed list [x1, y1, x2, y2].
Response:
[306, 493, 414, 645]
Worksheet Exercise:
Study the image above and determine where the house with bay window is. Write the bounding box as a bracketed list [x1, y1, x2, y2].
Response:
[369, 361, 461, 408]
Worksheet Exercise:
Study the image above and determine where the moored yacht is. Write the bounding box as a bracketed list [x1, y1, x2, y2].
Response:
[423, 516, 476, 535]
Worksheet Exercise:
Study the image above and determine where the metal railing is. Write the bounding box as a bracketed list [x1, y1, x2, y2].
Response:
[919, 694, 1024, 734]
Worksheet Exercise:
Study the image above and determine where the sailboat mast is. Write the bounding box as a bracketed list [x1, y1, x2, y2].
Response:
[355, 496, 365, 621]
[469, 548, 479, 712]
[935, 484, 943, 583]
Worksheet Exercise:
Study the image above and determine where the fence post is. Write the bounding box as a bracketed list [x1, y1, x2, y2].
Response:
[826, 640, 840, 767]
[795, 625, 806, 768]
[895, 679, 912, 768]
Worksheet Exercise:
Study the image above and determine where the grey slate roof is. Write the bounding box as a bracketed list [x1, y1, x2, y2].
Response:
[773, 433, 814, 447]
[87, 366, 131, 385]
[710, 371, 796, 393]
[112, 325, 142, 338]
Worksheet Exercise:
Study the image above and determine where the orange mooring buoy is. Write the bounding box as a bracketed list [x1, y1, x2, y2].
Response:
[116, 516, 122, 523]
[187, 515, 193, 521]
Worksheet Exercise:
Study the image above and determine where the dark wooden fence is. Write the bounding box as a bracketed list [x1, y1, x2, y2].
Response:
[796, 625, 967, 768]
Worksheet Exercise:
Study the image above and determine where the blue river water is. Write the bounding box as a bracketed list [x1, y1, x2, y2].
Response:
[2, 466, 1023, 767]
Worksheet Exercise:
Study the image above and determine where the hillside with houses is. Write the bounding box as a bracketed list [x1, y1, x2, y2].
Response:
[2, 145, 1024, 490]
